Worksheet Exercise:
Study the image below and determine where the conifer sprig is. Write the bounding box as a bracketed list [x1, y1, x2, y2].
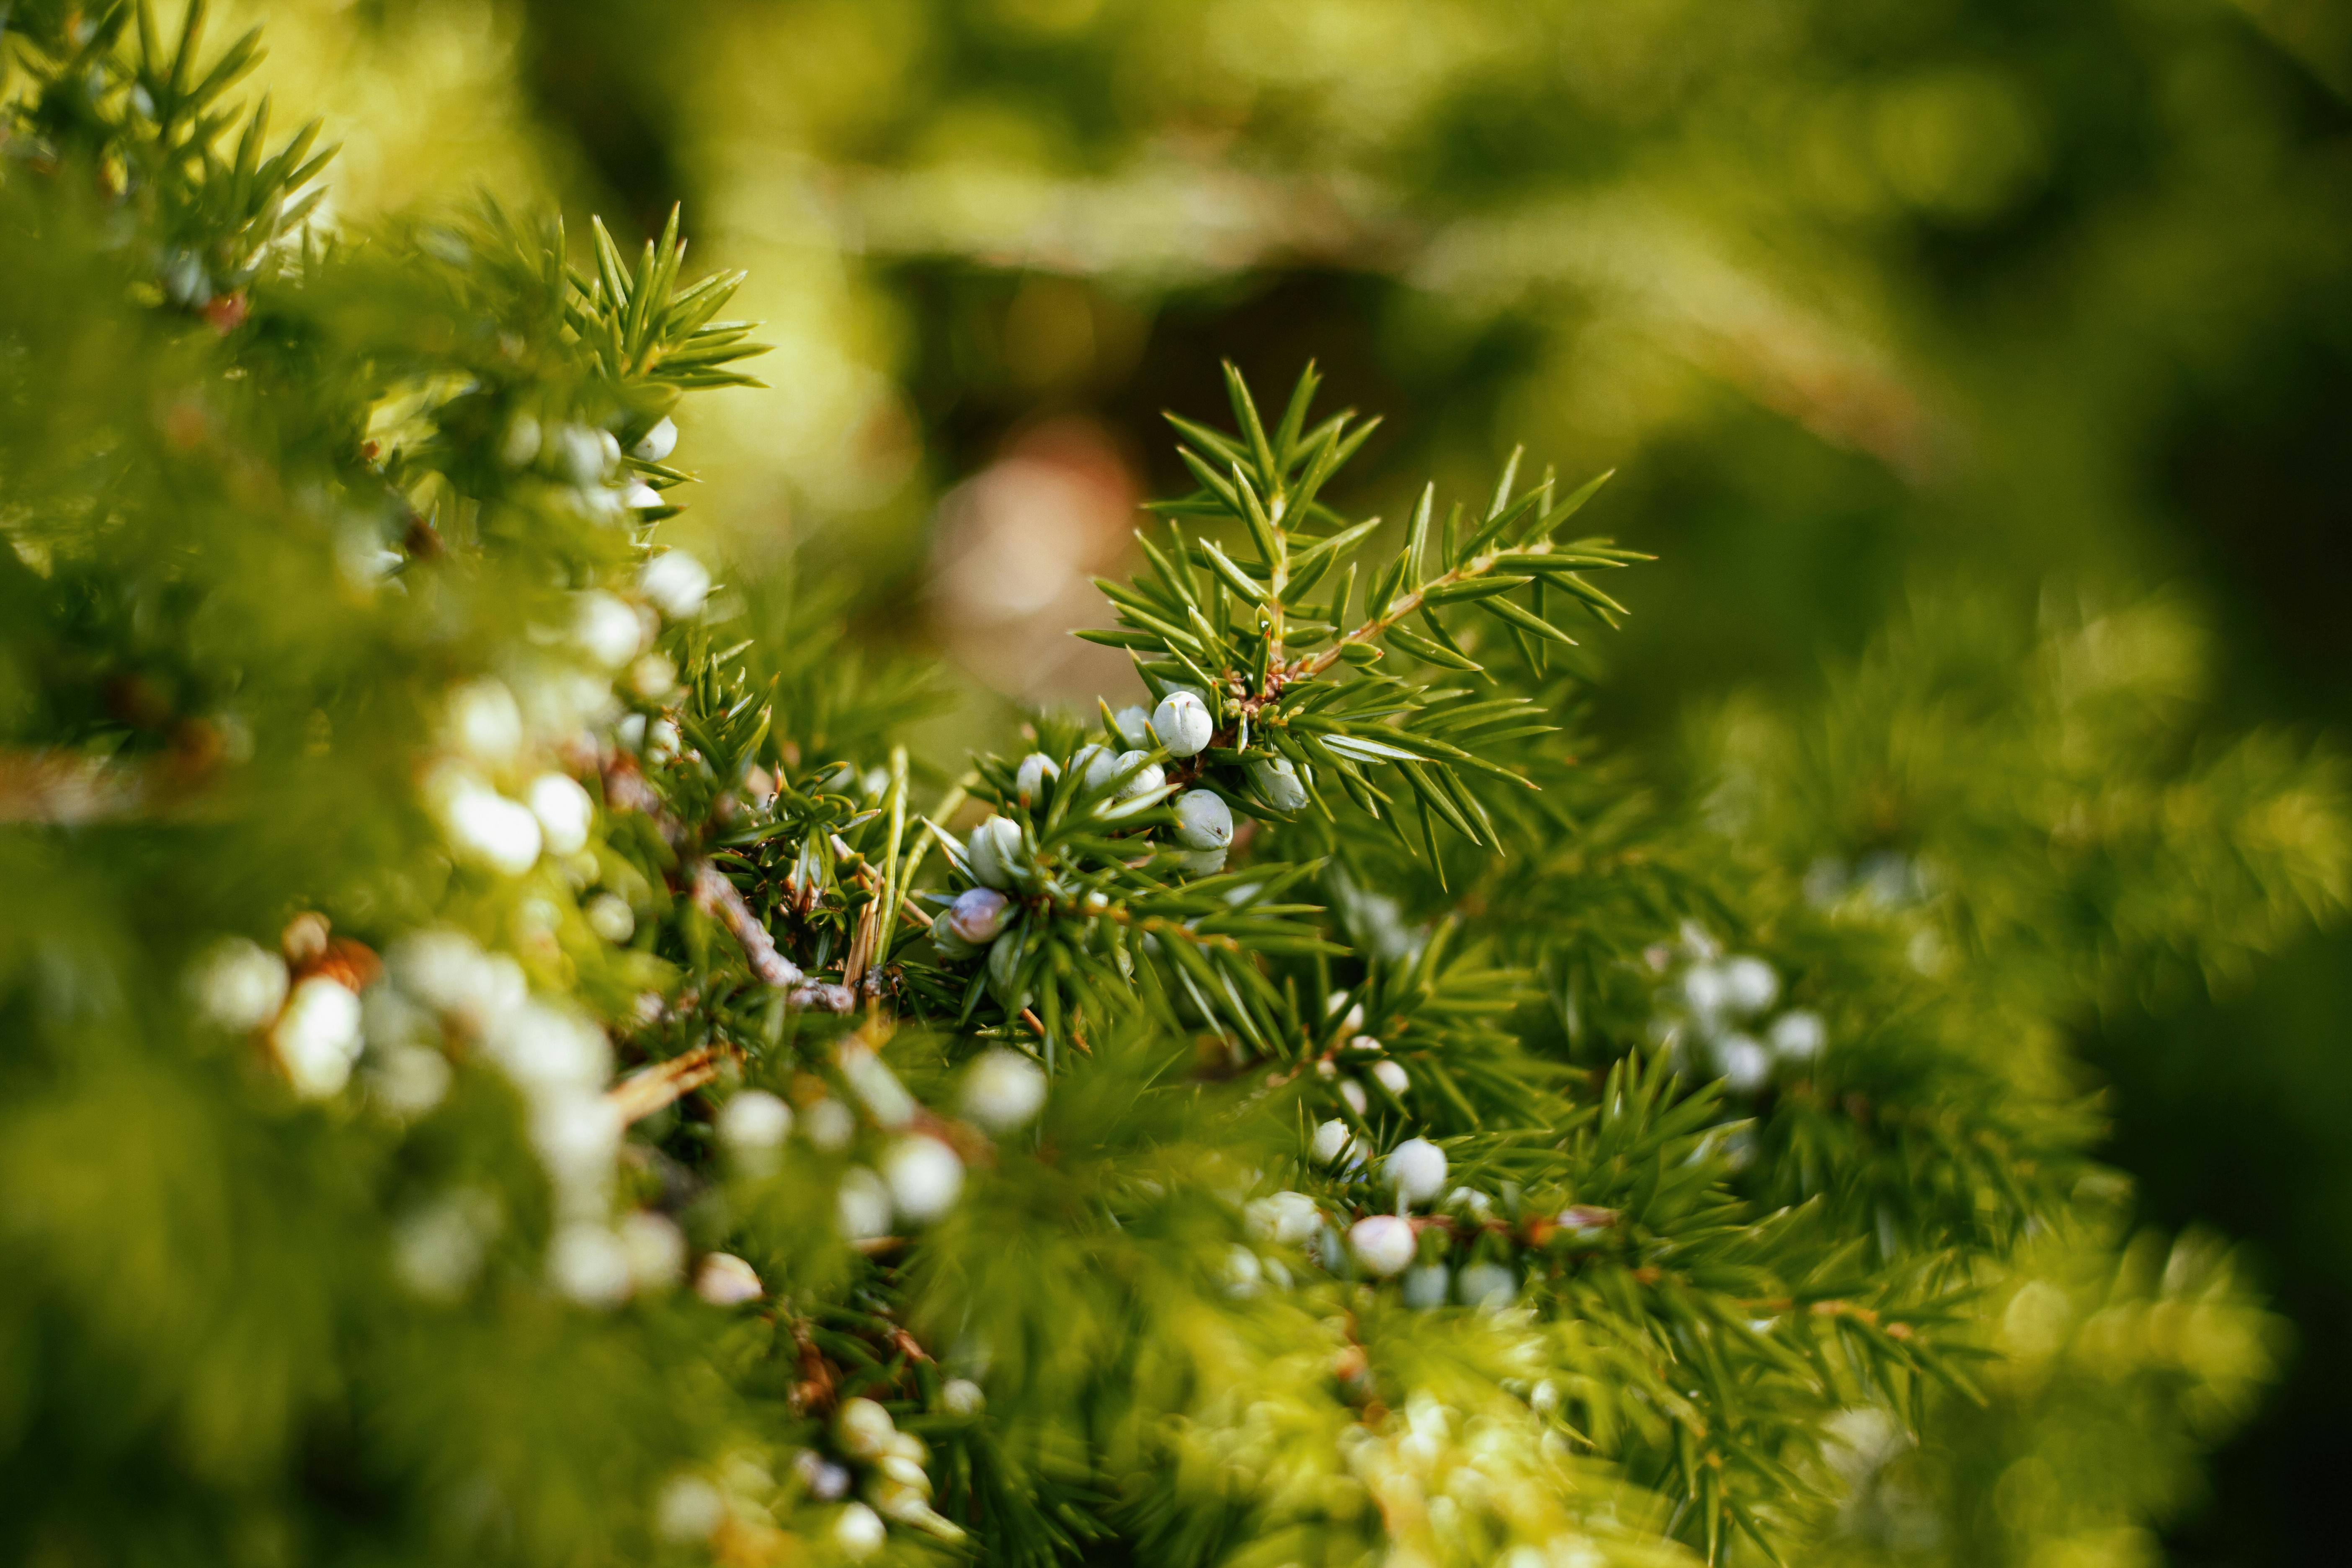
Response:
[1081, 364, 1647, 854]
[5, 1, 333, 312]
[0, 10, 2327, 1568]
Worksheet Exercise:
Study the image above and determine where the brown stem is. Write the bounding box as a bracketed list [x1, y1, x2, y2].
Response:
[607, 1042, 739, 1125]
[691, 861, 802, 987]
[841, 898, 878, 992]
[0, 728, 226, 824]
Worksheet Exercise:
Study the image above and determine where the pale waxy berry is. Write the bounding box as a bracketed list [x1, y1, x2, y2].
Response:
[189, 937, 289, 1033]
[527, 772, 594, 856]
[1721, 955, 1779, 1015]
[1112, 750, 1163, 800]
[1348, 1214, 1417, 1277]
[1246, 1190, 1320, 1246]
[1073, 743, 1118, 790]
[838, 1168, 893, 1240]
[1384, 1137, 1448, 1205]
[1173, 788, 1233, 849]
[619, 1210, 686, 1290]
[1770, 1010, 1826, 1061]
[548, 1223, 634, 1307]
[447, 678, 524, 765]
[941, 887, 1011, 945]
[1151, 690, 1213, 757]
[1310, 1118, 1355, 1165]
[653, 1475, 725, 1542]
[834, 1503, 887, 1559]
[1249, 755, 1309, 811]
[803, 1097, 856, 1151]
[1015, 752, 1058, 799]
[443, 781, 542, 874]
[717, 1089, 793, 1164]
[630, 416, 678, 462]
[573, 590, 649, 668]
[584, 893, 634, 944]
[965, 816, 1023, 890]
[962, 1049, 1047, 1131]
[836, 1396, 898, 1458]
[638, 550, 709, 620]
[1717, 1035, 1771, 1093]
[271, 975, 364, 1098]
[883, 1135, 965, 1222]
[1457, 1261, 1517, 1308]
[1403, 1264, 1451, 1309]
[552, 424, 614, 485]
[693, 1251, 763, 1305]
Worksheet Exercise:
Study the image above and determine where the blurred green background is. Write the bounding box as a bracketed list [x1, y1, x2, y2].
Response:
[235, 2, 2351, 1560]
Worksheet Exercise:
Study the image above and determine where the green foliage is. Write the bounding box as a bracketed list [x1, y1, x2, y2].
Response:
[1, 8, 2342, 1568]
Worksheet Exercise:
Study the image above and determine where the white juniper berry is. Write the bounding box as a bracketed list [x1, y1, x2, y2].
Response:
[960, 1050, 1048, 1131]
[638, 549, 711, 620]
[964, 816, 1024, 889]
[882, 1136, 965, 1222]
[630, 416, 679, 462]
[1151, 689, 1215, 756]
[1384, 1137, 1448, 1205]
[1348, 1215, 1418, 1277]
[717, 1090, 794, 1160]
[1173, 787, 1234, 849]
